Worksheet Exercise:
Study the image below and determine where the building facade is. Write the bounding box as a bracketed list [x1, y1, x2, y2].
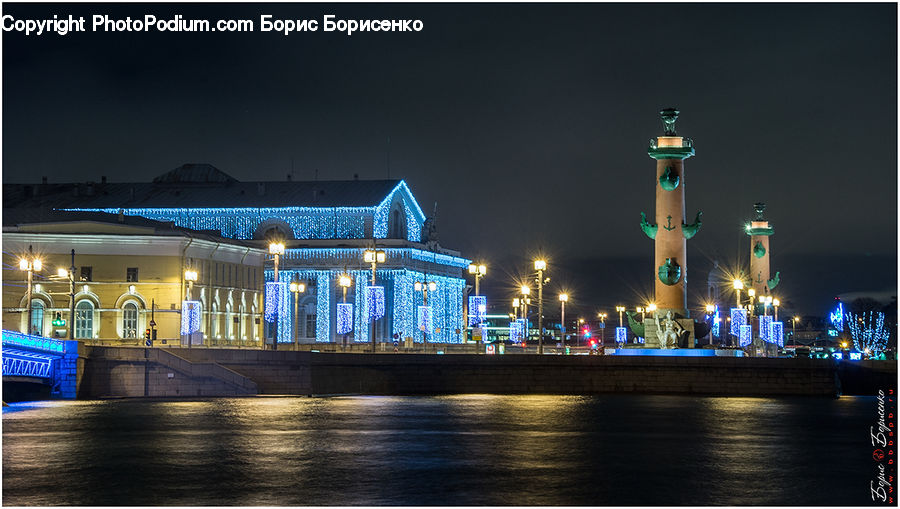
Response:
[4, 164, 470, 344]
[2, 212, 267, 344]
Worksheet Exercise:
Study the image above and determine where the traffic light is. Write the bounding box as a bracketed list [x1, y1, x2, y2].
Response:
[144, 328, 151, 340]
[583, 326, 591, 339]
[52, 312, 65, 327]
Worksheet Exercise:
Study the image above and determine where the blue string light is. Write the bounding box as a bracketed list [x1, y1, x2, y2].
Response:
[730, 308, 747, 337]
[337, 303, 354, 334]
[616, 326, 627, 343]
[848, 311, 889, 355]
[468, 296, 486, 326]
[739, 324, 752, 347]
[367, 286, 385, 321]
[829, 302, 844, 331]
[771, 321, 784, 347]
[64, 181, 428, 242]
[417, 305, 432, 334]
[180, 300, 201, 335]
[760, 315, 773, 343]
[712, 306, 720, 337]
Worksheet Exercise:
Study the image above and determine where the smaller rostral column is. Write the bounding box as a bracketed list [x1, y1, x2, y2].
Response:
[746, 202, 780, 297]
[640, 108, 702, 348]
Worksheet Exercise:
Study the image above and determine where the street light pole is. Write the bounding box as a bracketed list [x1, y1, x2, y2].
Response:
[290, 280, 306, 349]
[365, 249, 386, 353]
[20, 245, 42, 335]
[414, 280, 437, 351]
[520, 285, 530, 350]
[534, 260, 546, 355]
[269, 242, 285, 351]
[559, 293, 568, 350]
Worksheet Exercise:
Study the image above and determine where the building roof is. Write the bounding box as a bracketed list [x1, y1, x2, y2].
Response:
[4, 164, 405, 209]
[1, 208, 259, 247]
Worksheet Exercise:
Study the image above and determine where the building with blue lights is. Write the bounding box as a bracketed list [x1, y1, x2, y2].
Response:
[5, 164, 471, 345]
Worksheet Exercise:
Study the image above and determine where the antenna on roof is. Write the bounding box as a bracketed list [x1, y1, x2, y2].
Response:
[314, 168, 318, 181]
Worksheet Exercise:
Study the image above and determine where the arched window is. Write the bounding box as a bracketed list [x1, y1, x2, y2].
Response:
[30, 300, 44, 336]
[75, 300, 94, 339]
[251, 303, 258, 340]
[210, 301, 219, 338]
[123, 302, 138, 338]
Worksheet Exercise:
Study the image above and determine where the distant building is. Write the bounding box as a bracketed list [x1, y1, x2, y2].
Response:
[4, 164, 470, 344]
[2, 210, 266, 344]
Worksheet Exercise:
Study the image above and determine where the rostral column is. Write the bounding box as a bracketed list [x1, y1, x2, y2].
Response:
[640, 108, 702, 346]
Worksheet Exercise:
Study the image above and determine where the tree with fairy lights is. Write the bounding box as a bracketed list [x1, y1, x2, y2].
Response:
[847, 311, 890, 357]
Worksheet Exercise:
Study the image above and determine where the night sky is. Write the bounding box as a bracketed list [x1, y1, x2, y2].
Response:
[3, 3, 897, 318]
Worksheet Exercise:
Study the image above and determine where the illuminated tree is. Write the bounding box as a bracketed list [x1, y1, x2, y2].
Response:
[847, 311, 889, 357]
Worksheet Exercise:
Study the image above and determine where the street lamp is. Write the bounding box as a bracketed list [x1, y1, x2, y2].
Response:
[559, 293, 568, 349]
[364, 248, 386, 353]
[615, 306, 626, 327]
[290, 280, 306, 349]
[534, 260, 547, 355]
[184, 268, 199, 349]
[520, 285, 531, 347]
[705, 304, 715, 345]
[733, 279, 744, 307]
[56, 249, 76, 340]
[414, 280, 437, 350]
[578, 317, 585, 347]
[773, 298, 780, 321]
[792, 315, 801, 350]
[468, 263, 487, 295]
[19, 245, 42, 336]
[269, 242, 285, 351]
[598, 313, 607, 346]
[338, 274, 353, 347]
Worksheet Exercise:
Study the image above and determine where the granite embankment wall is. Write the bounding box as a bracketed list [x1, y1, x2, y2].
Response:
[74, 347, 897, 398]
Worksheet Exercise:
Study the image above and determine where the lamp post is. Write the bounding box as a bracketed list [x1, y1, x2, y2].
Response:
[520, 285, 530, 349]
[468, 263, 487, 296]
[615, 306, 625, 327]
[733, 279, 744, 307]
[578, 318, 584, 347]
[559, 293, 568, 349]
[269, 242, 285, 350]
[338, 274, 352, 346]
[19, 246, 42, 336]
[773, 298, 780, 322]
[184, 268, 198, 349]
[534, 260, 547, 355]
[414, 280, 437, 350]
[792, 316, 800, 351]
[290, 280, 306, 349]
[364, 248, 386, 353]
[598, 313, 607, 347]
[56, 249, 76, 340]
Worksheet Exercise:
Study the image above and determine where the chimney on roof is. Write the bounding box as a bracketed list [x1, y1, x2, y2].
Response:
[287, 174, 292, 182]
[118, 209, 124, 222]
[353, 173, 359, 181]
[101, 176, 107, 185]
[257, 183, 265, 196]
[85, 182, 95, 196]
[41, 176, 47, 185]
[129, 187, 135, 200]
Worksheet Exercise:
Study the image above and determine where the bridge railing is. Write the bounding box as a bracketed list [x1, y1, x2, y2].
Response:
[2, 330, 66, 354]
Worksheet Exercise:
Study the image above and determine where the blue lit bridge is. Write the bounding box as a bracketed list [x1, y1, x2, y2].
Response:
[2, 330, 80, 399]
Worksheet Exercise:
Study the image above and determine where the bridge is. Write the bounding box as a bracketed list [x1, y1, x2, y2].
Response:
[2, 330, 81, 399]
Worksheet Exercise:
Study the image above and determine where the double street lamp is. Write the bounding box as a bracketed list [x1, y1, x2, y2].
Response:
[19, 246, 43, 336]
[559, 293, 568, 348]
[364, 248, 386, 352]
[534, 260, 547, 355]
[269, 242, 285, 350]
[520, 285, 530, 346]
[414, 280, 437, 349]
[290, 280, 306, 348]
[468, 263, 487, 295]
[55, 249, 76, 340]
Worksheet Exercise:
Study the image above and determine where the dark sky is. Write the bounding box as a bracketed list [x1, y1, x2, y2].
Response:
[3, 3, 897, 317]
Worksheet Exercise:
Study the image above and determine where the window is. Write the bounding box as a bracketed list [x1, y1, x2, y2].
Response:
[225, 302, 233, 339]
[126, 267, 139, 282]
[75, 300, 94, 338]
[123, 302, 138, 338]
[304, 302, 317, 338]
[391, 209, 401, 238]
[30, 300, 44, 336]
[80, 266, 93, 282]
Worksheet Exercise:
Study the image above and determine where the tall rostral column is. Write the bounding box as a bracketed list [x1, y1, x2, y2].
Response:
[641, 108, 702, 347]
[746, 202, 780, 296]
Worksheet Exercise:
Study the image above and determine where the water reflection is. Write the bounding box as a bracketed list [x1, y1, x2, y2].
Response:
[3, 395, 874, 506]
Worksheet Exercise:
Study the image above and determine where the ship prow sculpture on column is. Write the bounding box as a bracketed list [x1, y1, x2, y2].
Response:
[631, 108, 703, 348]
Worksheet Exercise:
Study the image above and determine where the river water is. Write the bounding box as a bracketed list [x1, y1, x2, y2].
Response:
[2, 395, 878, 506]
